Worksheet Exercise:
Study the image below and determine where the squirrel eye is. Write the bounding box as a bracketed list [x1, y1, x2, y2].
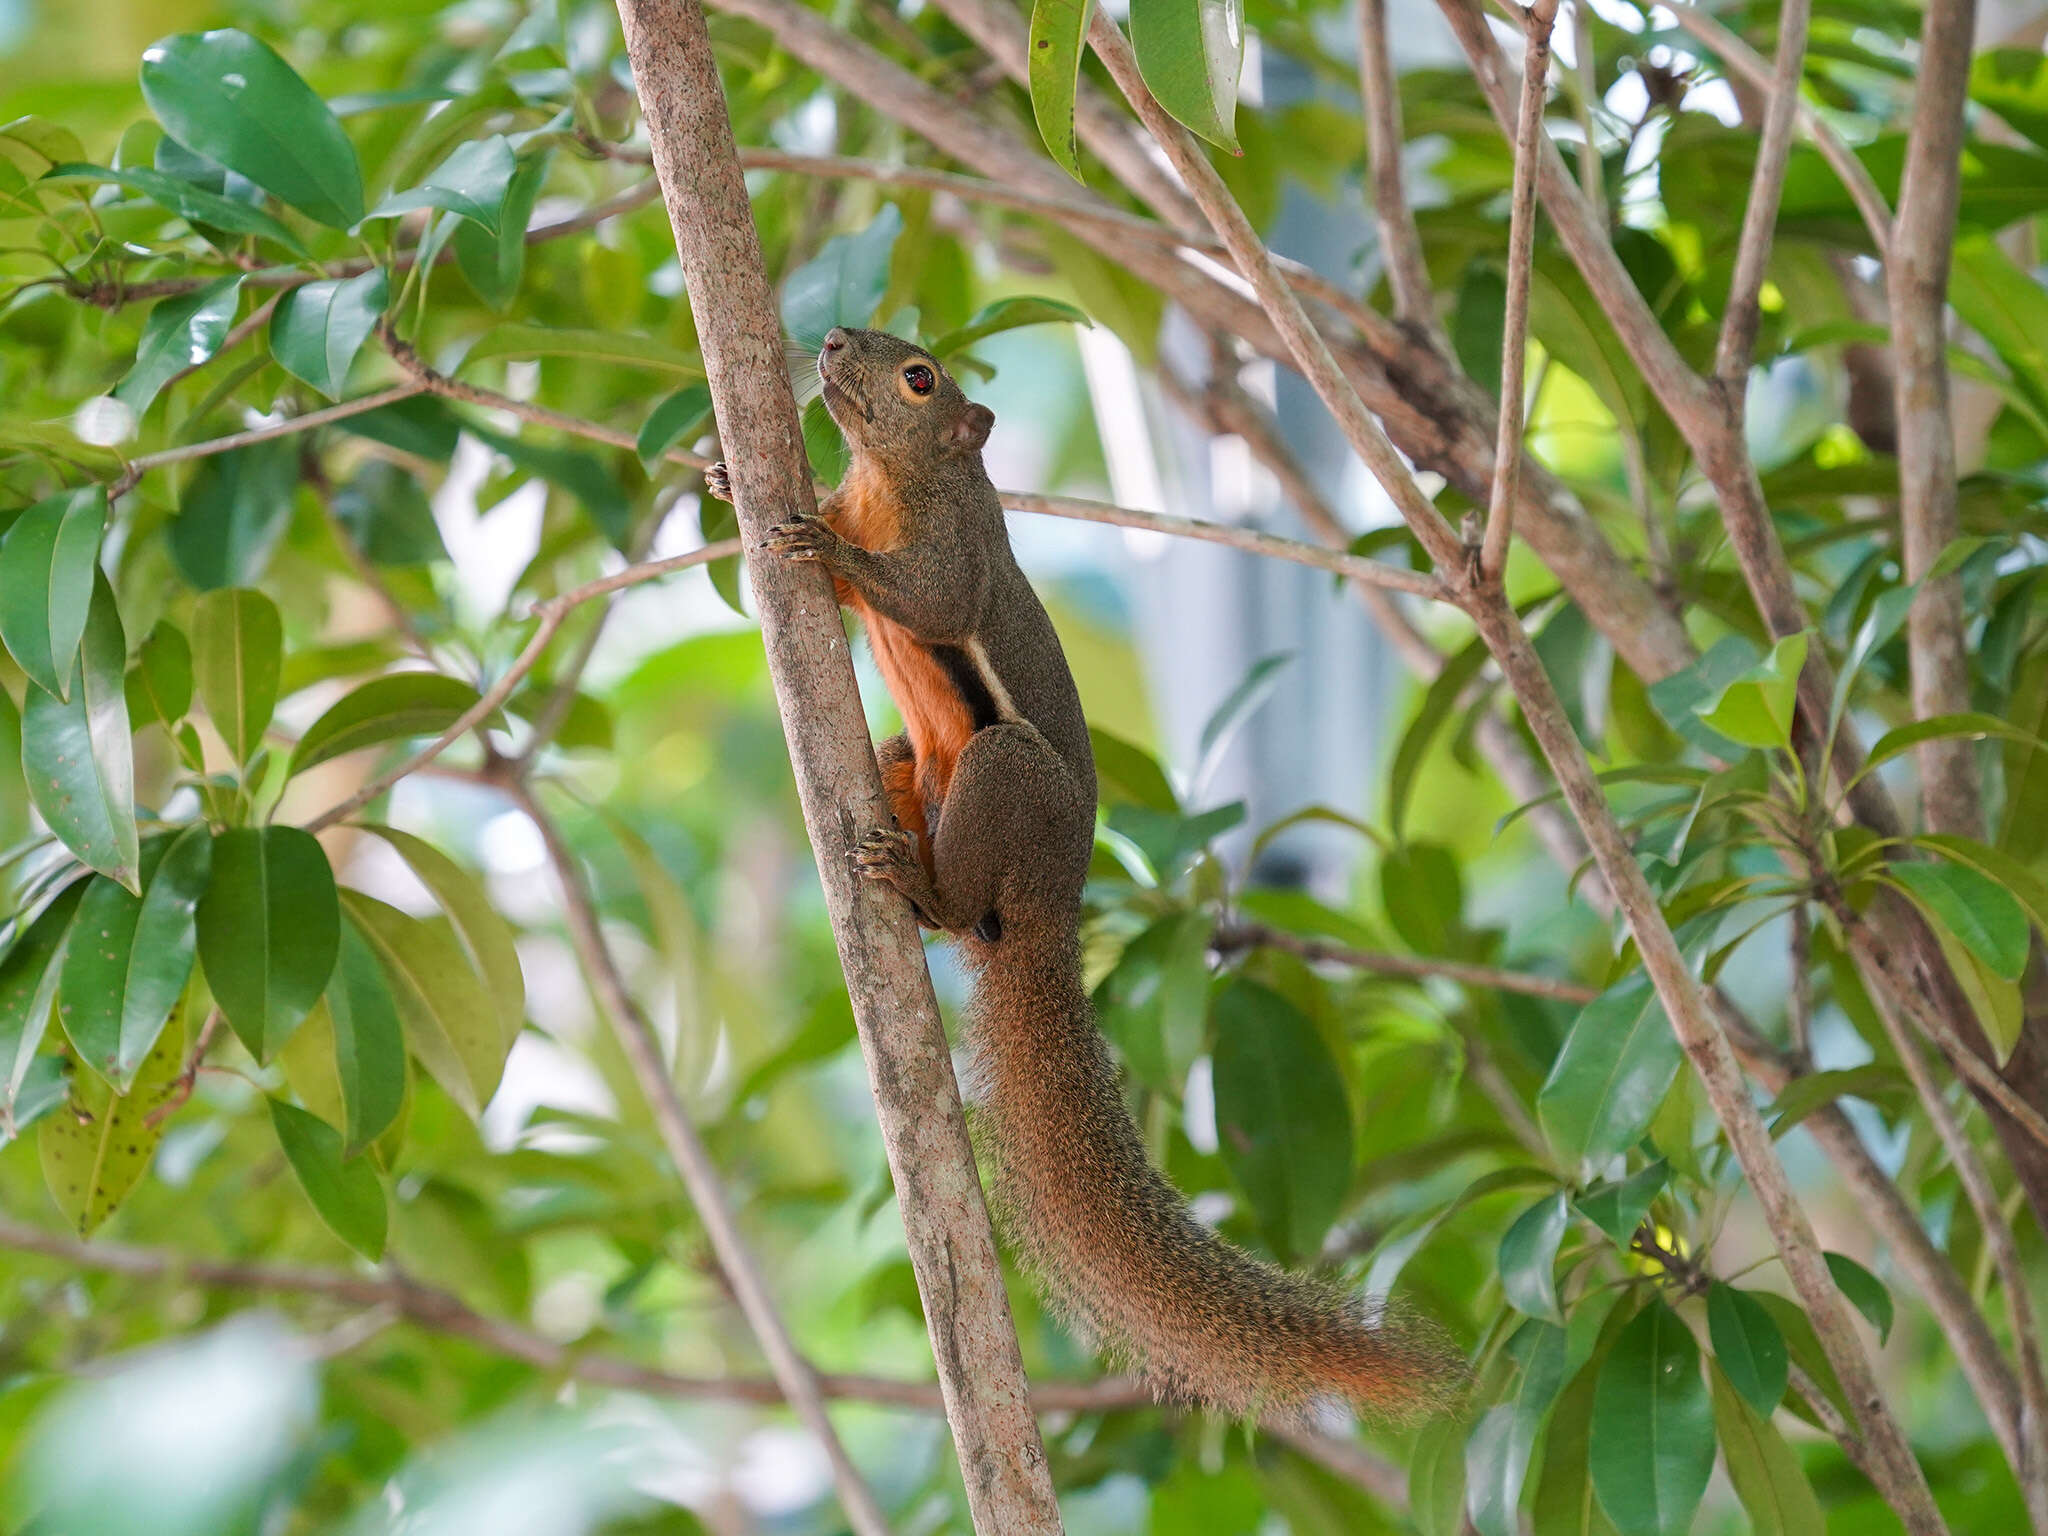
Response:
[904, 364, 935, 396]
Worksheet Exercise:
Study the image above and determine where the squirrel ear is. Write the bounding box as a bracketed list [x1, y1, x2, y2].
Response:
[949, 403, 995, 452]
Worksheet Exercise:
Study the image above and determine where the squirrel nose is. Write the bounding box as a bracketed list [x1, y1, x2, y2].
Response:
[821, 328, 848, 355]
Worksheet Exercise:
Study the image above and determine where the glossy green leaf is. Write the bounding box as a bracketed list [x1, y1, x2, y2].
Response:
[1499, 1192, 1569, 1322]
[464, 422, 631, 547]
[361, 826, 523, 1050]
[1706, 1283, 1788, 1416]
[1693, 632, 1807, 750]
[0, 881, 87, 1123]
[1863, 712, 2047, 778]
[1949, 237, 2048, 422]
[1089, 725, 1179, 812]
[1574, 1160, 1667, 1245]
[330, 460, 447, 565]
[191, 586, 282, 766]
[1889, 858, 2029, 981]
[1532, 1360, 1622, 1536]
[453, 148, 545, 310]
[1919, 833, 2048, 940]
[1538, 980, 1682, 1172]
[114, 277, 242, 414]
[0, 485, 104, 701]
[38, 999, 184, 1236]
[1590, 1300, 1715, 1536]
[23, 575, 138, 891]
[168, 438, 297, 591]
[636, 383, 714, 468]
[57, 827, 210, 1090]
[1028, 0, 1096, 177]
[125, 621, 193, 730]
[1, 1056, 68, 1148]
[1825, 1251, 1894, 1343]
[42, 163, 307, 254]
[931, 296, 1091, 357]
[1130, 0, 1244, 151]
[1390, 637, 1488, 839]
[367, 134, 516, 233]
[1211, 978, 1351, 1259]
[1194, 650, 1291, 791]
[1709, 1363, 1825, 1536]
[339, 890, 505, 1119]
[268, 267, 386, 398]
[1764, 1064, 1909, 1138]
[1972, 49, 2048, 149]
[780, 205, 903, 342]
[340, 395, 461, 462]
[198, 827, 339, 1061]
[1469, 1322, 1570, 1536]
[269, 1097, 386, 1258]
[140, 29, 363, 226]
[1409, 1414, 1468, 1536]
[1925, 917, 2024, 1062]
[287, 672, 481, 776]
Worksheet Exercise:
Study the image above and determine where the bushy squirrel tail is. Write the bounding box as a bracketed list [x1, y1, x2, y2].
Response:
[966, 927, 1467, 1423]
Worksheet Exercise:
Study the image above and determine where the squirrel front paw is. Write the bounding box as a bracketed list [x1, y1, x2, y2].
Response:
[762, 515, 837, 562]
[850, 826, 926, 889]
[705, 461, 732, 502]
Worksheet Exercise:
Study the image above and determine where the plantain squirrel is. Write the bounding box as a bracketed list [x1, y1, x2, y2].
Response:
[708, 326, 1463, 1423]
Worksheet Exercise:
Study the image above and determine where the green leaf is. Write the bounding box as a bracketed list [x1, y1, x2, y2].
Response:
[37, 998, 184, 1236]
[198, 827, 339, 1061]
[1949, 237, 2048, 422]
[1573, 1159, 1667, 1245]
[41, 163, 308, 255]
[1194, 650, 1291, 791]
[464, 422, 631, 548]
[269, 1097, 386, 1258]
[453, 148, 546, 310]
[1590, 1300, 1715, 1536]
[1130, 0, 1244, 151]
[461, 324, 702, 377]
[1973, 49, 2048, 151]
[1889, 858, 2029, 981]
[1864, 712, 2047, 779]
[330, 460, 448, 565]
[1693, 632, 1807, 750]
[1469, 1322, 1570, 1536]
[1453, 264, 1508, 401]
[125, 620, 193, 730]
[1499, 1192, 1569, 1323]
[288, 672, 481, 777]
[367, 134, 516, 234]
[191, 586, 282, 767]
[1709, 1363, 1825, 1536]
[0, 882, 87, 1124]
[931, 296, 1091, 357]
[57, 828, 210, 1091]
[1917, 833, 2048, 946]
[360, 826, 523, 1050]
[780, 205, 903, 341]
[168, 438, 297, 590]
[1533, 1358, 1622, 1536]
[1538, 980, 1683, 1172]
[1824, 1251, 1893, 1343]
[636, 383, 713, 469]
[268, 268, 387, 398]
[1764, 1064, 1908, 1138]
[23, 575, 138, 891]
[1410, 1414, 1469, 1536]
[1089, 725, 1179, 813]
[114, 277, 242, 415]
[1, 1056, 68, 1148]
[1390, 637, 1488, 839]
[140, 29, 363, 227]
[1211, 978, 1351, 1259]
[0, 485, 104, 701]
[1706, 1283, 1788, 1417]
[340, 395, 461, 462]
[1028, 0, 1097, 177]
[339, 890, 506, 1119]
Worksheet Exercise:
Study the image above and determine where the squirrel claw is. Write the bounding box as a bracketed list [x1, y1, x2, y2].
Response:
[705, 461, 732, 501]
[850, 826, 918, 878]
[763, 516, 833, 560]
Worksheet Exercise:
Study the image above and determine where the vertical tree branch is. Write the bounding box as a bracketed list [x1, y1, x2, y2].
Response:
[608, 4, 1062, 1528]
[1569, 2, 1606, 222]
[1888, 0, 1984, 840]
[1358, 0, 1450, 350]
[1481, 0, 1558, 583]
[1713, 0, 1812, 381]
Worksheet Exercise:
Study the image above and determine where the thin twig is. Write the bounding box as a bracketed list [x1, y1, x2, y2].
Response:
[1213, 921, 1599, 1003]
[1480, 0, 1558, 584]
[109, 384, 427, 499]
[512, 780, 889, 1535]
[1358, 0, 1449, 349]
[1713, 0, 1813, 381]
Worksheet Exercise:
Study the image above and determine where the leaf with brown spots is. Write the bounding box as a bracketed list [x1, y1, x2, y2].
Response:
[37, 999, 185, 1235]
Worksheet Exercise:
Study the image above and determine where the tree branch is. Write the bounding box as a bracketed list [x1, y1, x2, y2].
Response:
[610, 2, 1061, 1526]
[1713, 0, 1813, 381]
[1358, 0, 1449, 349]
[110, 383, 427, 499]
[1213, 921, 1598, 1004]
[1887, 0, 1984, 840]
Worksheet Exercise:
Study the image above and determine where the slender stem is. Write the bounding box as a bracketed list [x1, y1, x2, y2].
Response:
[1213, 921, 1598, 1003]
[512, 780, 890, 1536]
[1481, 0, 1558, 584]
[1358, 0, 1449, 348]
[1713, 0, 1813, 381]
[110, 384, 426, 499]
[1570, 2, 1605, 221]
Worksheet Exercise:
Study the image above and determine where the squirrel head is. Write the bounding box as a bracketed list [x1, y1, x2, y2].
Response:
[816, 327, 995, 474]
